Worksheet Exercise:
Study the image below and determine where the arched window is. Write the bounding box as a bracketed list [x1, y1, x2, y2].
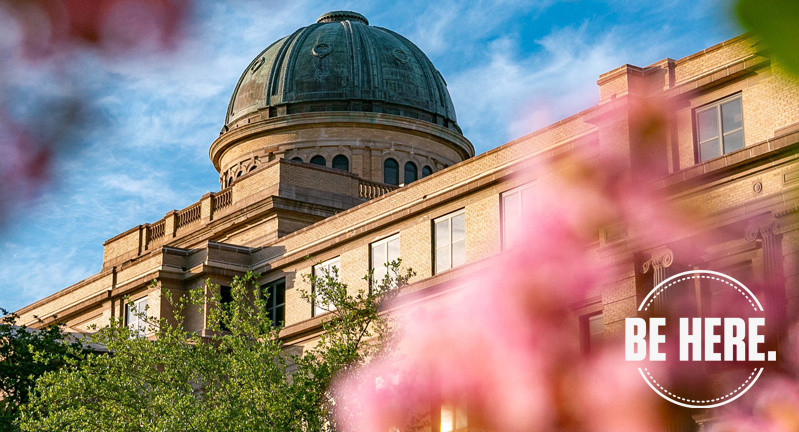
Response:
[249, 165, 257, 172]
[237, 171, 243, 178]
[384, 158, 399, 186]
[291, 157, 303, 162]
[422, 165, 433, 178]
[404, 161, 418, 184]
[310, 155, 326, 166]
[332, 154, 349, 171]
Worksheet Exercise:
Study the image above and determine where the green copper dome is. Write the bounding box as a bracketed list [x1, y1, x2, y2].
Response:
[224, 11, 461, 133]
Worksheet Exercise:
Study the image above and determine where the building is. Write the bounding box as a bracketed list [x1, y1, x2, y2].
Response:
[13, 10, 799, 430]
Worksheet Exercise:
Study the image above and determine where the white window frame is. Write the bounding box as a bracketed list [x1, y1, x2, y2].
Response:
[370, 233, 400, 290]
[695, 93, 744, 162]
[440, 398, 468, 432]
[581, 312, 604, 354]
[125, 296, 148, 338]
[263, 278, 286, 327]
[312, 257, 340, 316]
[433, 210, 466, 274]
[500, 183, 534, 250]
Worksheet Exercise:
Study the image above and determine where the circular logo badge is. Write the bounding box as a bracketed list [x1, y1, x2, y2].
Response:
[626, 270, 775, 408]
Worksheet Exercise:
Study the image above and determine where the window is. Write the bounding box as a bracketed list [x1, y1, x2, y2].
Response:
[370, 234, 400, 289]
[291, 157, 303, 162]
[219, 286, 232, 331]
[422, 165, 433, 178]
[332, 154, 349, 171]
[312, 257, 340, 316]
[310, 155, 326, 166]
[501, 184, 534, 250]
[581, 313, 604, 353]
[695, 94, 744, 162]
[125, 296, 148, 337]
[384, 158, 399, 186]
[440, 399, 468, 432]
[433, 210, 465, 274]
[404, 161, 418, 184]
[263, 278, 286, 327]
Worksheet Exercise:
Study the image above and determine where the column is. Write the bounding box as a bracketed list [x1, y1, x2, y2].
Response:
[642, 246, 675, 316]
[746, 217, 787, 340]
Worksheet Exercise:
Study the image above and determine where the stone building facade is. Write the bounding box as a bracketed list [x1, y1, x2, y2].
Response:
[13, 11, 799, 431]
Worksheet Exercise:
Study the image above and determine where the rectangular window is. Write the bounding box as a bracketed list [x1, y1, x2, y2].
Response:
[440, 399, 468, 432]
[433, 210, 466, 274]
[581, 312, 604, 353]
[219, 286, 232, 331]
[313, 257, 340, 316]
[501, 184, 534, 249]
[263, 278, 286, 327]
[125, 296, 148, 337]
[695, 94, 744, 162]
[370, 234, 400, 289]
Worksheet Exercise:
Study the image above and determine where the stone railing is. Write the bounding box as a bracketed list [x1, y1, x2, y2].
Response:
[147, 219, 166, 242]
[213, 187, 232, 210]
[358, 179, 398, 199]
[177, 202, 202, 229]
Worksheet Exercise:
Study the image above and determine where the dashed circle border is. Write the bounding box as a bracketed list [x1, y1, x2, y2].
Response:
[635, 269, 766, 409]
[643, 367, 759, 404]
[643, 275, 759, 312]
[638, 270, 764, 312]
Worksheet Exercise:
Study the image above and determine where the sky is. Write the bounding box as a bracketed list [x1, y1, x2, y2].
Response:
[0, 0, 743, 312]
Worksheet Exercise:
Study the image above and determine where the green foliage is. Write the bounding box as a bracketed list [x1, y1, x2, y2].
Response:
[18, 260, 414, 432]
[0, 310, 83, 432]
[737, 0, 799, 75]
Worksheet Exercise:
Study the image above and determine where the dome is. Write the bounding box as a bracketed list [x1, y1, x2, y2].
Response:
[224, 11, 461, 134]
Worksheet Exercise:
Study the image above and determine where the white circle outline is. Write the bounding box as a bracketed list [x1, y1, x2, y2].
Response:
[635, 269, 765, 408]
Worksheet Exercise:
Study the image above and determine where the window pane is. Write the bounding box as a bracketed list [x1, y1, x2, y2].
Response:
[384, 159, 399, 186]
[452, 239, 466, 267]
[588, 314, 604, 348]
[435, 219, 450, 247]
[137, 298, 148, 314]
[267, 285, 276, 308]
[275, 280, 285, 306]
[452, 214, 465, 242]
[455, 402, 468, 429]
[404, 162, 418, 184]
[387, 238, 400, 263]
[125, 305, 135, 326]
[310, 155, 326, 166]
[332, 154, 349, 171]
[723, 130, 744, 154]
[371, 243, 386, 270]
[441, 405, 454, 432]
[697, 108, 719, 142]
[699, 139, 720, 162]
[721, 98, 743, 132]
[436, 245, 451, 272]
[274, 305, 284, 325]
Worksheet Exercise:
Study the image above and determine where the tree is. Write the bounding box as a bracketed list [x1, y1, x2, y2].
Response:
[18, 260, 414, 432]
[0, 310, 83, 432]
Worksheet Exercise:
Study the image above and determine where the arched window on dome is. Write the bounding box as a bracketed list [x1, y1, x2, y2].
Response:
[310, 155, 326, 166]
[384, 158, 399, 186]
[332, 155, 349, 171]
[249, 165, 257, 172]
[237, 171, 243, 178]
[422, 165, 433, 178]
[404, 161, 418, 184]
[291, 157, 303, 163]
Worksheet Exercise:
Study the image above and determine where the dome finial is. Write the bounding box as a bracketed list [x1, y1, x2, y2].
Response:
[316, 11, 368, 25]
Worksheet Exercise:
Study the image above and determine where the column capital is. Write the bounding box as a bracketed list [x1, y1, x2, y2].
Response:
[641, 246, 674, 274]
[745, 216, 781, 242]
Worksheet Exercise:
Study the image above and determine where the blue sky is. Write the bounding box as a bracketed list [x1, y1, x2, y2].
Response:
[0, 0, 743, 311]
